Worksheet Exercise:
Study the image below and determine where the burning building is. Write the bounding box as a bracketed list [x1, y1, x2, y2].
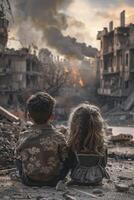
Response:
[0, 0, 98, 108]
[97, 11, 134, 109]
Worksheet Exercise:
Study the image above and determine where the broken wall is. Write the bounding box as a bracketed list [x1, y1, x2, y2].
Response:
[12, 58, 27, 90]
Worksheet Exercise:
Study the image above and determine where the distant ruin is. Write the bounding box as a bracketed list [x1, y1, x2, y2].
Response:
[97, 10, 134, 110]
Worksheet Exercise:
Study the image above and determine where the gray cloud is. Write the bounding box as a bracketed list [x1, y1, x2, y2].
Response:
[13, 0, 97, 59]
[95, 11, 118, 20]
[45, 27, 97, 59]
[87, 0, 134, 8]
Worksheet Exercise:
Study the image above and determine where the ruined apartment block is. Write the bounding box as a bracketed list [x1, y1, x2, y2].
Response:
[0, 9, 42, 106]
[0, 49, 42, 106]
[97, 11, 134, 109]
[0, 9, 8, 51]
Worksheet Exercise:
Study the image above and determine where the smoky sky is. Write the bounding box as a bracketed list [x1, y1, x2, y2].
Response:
[15, 0, 71, 29]
[13, 0, 97, 59]
[87, 0, 134, 8]
[45, 27, 97, 59]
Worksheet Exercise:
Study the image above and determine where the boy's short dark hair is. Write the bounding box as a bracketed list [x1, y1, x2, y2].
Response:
[27, 92, 55, 124]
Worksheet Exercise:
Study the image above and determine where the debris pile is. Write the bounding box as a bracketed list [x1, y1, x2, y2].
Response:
[0, 106, 20, 169]
[106, 127, 113, 136]
[108, 151, 134, 161]
[110, 133, 133, 143]
[115, 183, 130, 192]
[109, 133, 134, 148]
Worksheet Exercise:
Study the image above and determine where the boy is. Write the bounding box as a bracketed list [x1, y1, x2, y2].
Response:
[16, 92, 68, 186]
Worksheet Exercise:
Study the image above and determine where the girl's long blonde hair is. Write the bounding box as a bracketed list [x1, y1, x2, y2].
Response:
[68, 103, 105, 155]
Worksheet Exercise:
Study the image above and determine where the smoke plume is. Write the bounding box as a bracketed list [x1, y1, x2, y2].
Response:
[14, 0, 97, 59]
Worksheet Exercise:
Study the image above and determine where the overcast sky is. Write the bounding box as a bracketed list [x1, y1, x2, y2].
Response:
[64, 0, 134, 47]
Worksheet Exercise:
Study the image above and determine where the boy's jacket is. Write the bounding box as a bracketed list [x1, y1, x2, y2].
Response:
[16, 124, 68, 182]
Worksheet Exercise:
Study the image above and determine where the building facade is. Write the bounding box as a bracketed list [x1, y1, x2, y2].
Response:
[97, 11, 134, 108]
[0, 48, 42, 106]
[0, 9, 8, 51]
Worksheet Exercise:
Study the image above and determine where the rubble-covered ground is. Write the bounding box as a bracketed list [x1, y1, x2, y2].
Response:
[0, 158, 134, 200]
[103, 106, 134, 126]
[0, 107, 134, 200]
[0, 133, 134, 200]
[0, 119, 20, 170]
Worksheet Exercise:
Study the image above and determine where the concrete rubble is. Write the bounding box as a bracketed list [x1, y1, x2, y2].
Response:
[0, 158, 133, 200]
[115, 183, 129, 192]
[0, 106, 21, 170]
[0, 107, 19, 122]
[110, 133, 133, 143]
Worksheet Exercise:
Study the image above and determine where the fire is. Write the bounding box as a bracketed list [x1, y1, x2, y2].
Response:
[64, 62, 85, 88]
[79, 78, 84, 87]
[71, 67, 85, 87]
[71, 67, 78, 81]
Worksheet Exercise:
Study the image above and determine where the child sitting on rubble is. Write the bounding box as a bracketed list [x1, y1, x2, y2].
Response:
[16, 92, 68, 186]
[66, 103, 109, 186]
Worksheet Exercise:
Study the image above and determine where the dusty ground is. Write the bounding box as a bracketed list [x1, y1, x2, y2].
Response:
[0, 117, 134, 200]
[0, 158, 134, 200]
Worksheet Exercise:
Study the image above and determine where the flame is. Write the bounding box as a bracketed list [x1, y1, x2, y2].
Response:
[64, 64, 85, 87]
[71, 67, 85, 87]
[79, 78, 84, 87]
[71, 67, 78, 81]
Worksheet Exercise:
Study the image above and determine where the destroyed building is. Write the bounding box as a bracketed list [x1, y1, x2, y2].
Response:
[0, 48, 42, 106]
[97, 11, 134, 110]
[0, 8, 8, 51]
[0, 7, 42, 106]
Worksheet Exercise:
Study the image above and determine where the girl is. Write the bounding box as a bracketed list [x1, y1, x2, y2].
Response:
[67, 103, 109, 185]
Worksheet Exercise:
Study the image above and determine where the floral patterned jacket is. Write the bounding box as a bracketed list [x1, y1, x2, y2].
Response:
[16, 124, 68, 182]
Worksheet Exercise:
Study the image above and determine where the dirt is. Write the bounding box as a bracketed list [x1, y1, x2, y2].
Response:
[0, 119, 20, 169]
[0, 158, 133, 200]
[0, 109, 133, 200]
